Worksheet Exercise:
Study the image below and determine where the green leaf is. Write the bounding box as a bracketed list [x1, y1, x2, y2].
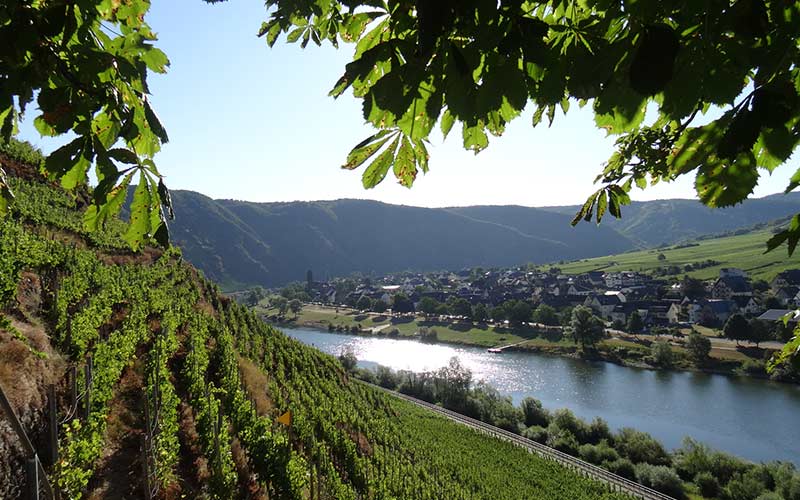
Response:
[669, 117, 730, 176]
[141, 46, 169, 73]
[158, 178, 174, 219]
[595, 189, 608, 223]
[124, 171, 152, 250]
[362, 134, 400, 188]
[695, 152, 758, 207]
[393, 136, 416, 187]
[767, 331, 799, 373]
[107, 148, 140, 164]
[342, 130, 393, 170]
[412, 138, 429, 174]
[755, 126, 798, 173]
[440, 108, 455, 139]
[84, 171, 134, 232]
[462, 122, 488, 153]
[571, 190, 599, 226]
[594, 83, 647, 134]
[144, 101, 169, 144]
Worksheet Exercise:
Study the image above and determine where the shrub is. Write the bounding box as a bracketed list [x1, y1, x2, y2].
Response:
[695, 471, 720, 498]
[520, 397, 550, 427]
[726, 471, 767, 500]
[586, 417, 612, 444]
[579, 442, 619, 465]
[604, 458, 636, 481]
[550, 408, 588, 442]
[740, 359, 766, 376]
[386, 327, 400, 337]
[522, 425, 548, 444]
[634, 463, 686, 499]
[418, 326, 438, 343]
[755, 492, 783, 500]
[375, 365, 398, 389]
[546, 427, 579, 456]
[615, 428, 671, 466]
[650, 340, 674, 367]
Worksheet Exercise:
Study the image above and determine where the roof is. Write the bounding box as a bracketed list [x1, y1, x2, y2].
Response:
[757, 309, 800, 322]
[775, 270, 800, 284]
[705, 300, 737, 314]
[715, 276, 752, 293]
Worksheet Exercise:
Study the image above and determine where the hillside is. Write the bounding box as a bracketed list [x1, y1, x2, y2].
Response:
[557, 226, 800, 281]
[168, 193, 635, 289]
[543, 195, 800, 248]
[164, 191, 800, 289]
[0, 159, 630, 498]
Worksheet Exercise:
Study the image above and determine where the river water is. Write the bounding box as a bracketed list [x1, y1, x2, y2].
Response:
[283, 327, 800, 465]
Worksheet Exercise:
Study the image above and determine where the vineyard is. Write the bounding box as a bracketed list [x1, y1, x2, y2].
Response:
[0, 155, 632, 498]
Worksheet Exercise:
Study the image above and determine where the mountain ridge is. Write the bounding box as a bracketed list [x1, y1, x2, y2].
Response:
[164, 189, 800, 289]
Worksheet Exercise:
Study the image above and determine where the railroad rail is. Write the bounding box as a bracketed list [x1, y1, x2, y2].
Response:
[366, 383, 675, 500]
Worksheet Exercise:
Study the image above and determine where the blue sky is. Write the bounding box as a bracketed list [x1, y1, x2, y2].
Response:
[17, 0, 799, 208]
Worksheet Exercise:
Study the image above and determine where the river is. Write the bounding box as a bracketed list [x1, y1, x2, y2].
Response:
[283, 326, 800, 466]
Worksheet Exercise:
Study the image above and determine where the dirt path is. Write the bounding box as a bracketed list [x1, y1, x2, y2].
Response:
[86, 363, 146, 500]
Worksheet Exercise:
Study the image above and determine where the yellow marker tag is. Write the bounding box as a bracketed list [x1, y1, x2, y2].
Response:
[276, 410, 292, 427]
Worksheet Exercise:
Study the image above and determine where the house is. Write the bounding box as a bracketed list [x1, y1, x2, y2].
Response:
[675, 299, 738, 325]
[608, 302, 641, 324]
[585, 294, 623, 319]
[605, 272, 646, 288]
[666, 302, 684, 324]
[771, 270, 800, 292]
[731, 296, 762, 316]
[774, 286, 800, 307]
[702, 299, 738, 324]
[710, 276, 752, 299]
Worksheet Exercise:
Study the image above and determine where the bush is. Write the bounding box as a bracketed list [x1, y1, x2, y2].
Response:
[634, 463, 686, 499]
[386, 327, 400, 337]
[686, 332, 711, 363]
[740, 359, 766, 376]
[755, 492, 783, 500]
[726, 471, 767, 500]
[586, 417, 612, 444]
[550, 408, 588, 442]
[520, 397, 550, 427]
[546, 427, 580, 456]
[522, 425, 548, 444]
[418, 326, 438, 343]
[338, 346, 357, 371]
[604, 458, 636, 481]
[615, 428, 670, 466]
[695, 471, 720, 498]
[650, 340, 674, 367]
[375, 365, 398, 389]
[578, 441, 619, 465]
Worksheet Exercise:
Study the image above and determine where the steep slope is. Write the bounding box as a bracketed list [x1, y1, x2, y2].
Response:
[1, 163, 632, 499]
[544, 194, 800, 247]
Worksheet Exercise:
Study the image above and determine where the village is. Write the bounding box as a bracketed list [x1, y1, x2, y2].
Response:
[283, 266, 800, 336]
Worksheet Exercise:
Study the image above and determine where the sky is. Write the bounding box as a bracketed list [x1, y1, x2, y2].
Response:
[16, 0, 800, 208]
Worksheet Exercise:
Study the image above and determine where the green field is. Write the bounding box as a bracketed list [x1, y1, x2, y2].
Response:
[558, 229, 799, 280]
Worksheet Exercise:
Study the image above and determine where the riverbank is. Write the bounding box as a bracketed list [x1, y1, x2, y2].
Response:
[256, 304, 797, 384]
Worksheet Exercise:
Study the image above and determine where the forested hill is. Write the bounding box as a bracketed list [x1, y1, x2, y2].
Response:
[167, 190, 800, 289]
[541, 193, 800, 248]
[167, 192, 634, 288]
